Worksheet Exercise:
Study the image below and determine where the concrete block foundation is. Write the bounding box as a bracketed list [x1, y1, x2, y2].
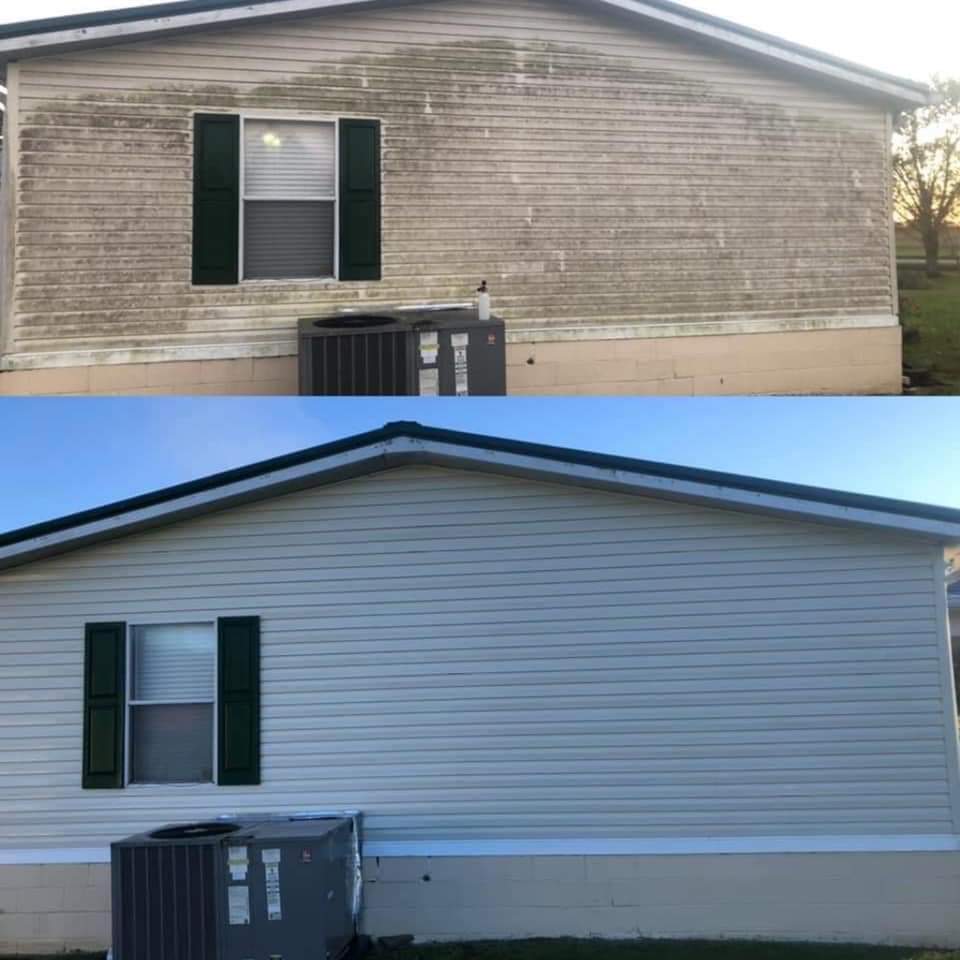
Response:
[1, 851, 958, 954]
[0, 326, 902, 397]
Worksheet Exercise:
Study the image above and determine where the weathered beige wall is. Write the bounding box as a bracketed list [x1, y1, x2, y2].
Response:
[2, 0, 896, 377]
[0, 324, 901, 394]
[3, 852, 960, 954]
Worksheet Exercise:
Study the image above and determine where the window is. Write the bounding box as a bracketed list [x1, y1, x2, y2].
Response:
[128, 624, 216, 784]
[192, 114, 381, 285]
[242, 119, 336, 280]
[82, 617, 260, 789]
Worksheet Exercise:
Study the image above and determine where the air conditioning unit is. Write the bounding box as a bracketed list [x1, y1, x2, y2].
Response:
[111, 817, 357, 960]
[298, 307, 506, 396]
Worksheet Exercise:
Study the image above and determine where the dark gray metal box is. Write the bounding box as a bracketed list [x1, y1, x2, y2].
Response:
[297, 307, 506, 396]
[111, 817, 356, 960]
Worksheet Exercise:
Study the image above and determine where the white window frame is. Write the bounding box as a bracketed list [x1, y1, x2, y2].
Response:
[124, 620, 218, 787]
[238, 112, 340, 284]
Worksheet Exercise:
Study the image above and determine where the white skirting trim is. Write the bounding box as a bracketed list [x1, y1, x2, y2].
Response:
[3, 835, 959, 864]
[0, 314, 899, 370]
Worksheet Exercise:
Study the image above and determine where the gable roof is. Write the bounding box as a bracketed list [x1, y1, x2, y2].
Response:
[1, 420, 958, 573]
[0, 0, 930, 108]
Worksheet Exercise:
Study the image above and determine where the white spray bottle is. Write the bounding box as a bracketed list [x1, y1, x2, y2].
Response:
[477, 280, 491, 321]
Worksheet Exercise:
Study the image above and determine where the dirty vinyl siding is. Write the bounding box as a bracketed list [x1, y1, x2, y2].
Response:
[6, 0, 894, 367]
[0, 466, 954, 849]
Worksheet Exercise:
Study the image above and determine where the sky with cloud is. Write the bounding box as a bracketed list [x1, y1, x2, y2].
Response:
[1, 398, 958, 534]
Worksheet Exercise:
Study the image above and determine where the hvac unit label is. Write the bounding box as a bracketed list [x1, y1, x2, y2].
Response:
[419, 367, 439, 396]
[419, 331, 439, 366]
[263, 849, 282, 921]
[228, 845, 249, 881]
[228, 884, 250, 925]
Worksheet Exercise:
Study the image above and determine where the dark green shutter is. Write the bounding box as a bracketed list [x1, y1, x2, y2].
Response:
[82, 623, 126, 789]
[339, 119, 382, 281]
[193, 113, 240, 285]
[218, 617, 260, 785]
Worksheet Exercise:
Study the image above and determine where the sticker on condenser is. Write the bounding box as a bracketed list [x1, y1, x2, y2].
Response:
[419, 367, 439, 397]
[228, 845, 249, 881]
[419, 331, 439, 366]
[454, 344, 469, 396]
[265, 863, 282, 921]
[228, 885, 250, 925]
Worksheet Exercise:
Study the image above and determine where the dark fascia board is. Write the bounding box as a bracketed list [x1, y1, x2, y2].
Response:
[0, 0, 930, 108]
[2, 421, 960, 562]
[0, 0, 277, 38]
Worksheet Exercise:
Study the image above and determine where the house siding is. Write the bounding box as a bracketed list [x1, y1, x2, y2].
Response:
[0, 465, 956, 851]
[1, 0, 896, 380]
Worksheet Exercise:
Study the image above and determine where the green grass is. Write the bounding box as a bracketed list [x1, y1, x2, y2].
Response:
[372, 941, 958, 960]
[900, 268, 960, 394]
[10, 942, 960, 960]
[896, 226, 960, 265]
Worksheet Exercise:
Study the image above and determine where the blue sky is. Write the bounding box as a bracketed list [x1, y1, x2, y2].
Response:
[1, 398, 958, 535]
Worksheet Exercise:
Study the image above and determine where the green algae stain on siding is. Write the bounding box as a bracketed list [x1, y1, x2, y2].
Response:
[8, 0, 893, 363]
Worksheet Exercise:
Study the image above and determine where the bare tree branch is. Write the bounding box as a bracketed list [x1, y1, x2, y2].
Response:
[893, 76, 960, 274]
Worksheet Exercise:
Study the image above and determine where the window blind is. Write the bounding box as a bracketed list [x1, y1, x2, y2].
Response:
[244, 119, 336, 198]
[131, 623, 215, 702]
[244, 201, 335, 279]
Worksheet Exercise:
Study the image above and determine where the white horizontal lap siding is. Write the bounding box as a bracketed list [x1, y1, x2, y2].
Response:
[7, 0, 893, 364]
[0, 466, 954, 852]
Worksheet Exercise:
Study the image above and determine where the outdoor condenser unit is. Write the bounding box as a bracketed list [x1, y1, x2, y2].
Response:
[111, 817, 358, 960]
[297, 307, 507, 396]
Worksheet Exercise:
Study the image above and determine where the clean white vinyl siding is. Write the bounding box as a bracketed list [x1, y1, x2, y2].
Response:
[0, 467, 955, 849]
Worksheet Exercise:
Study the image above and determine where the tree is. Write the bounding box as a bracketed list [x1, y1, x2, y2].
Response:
[893, 76, 960, 277]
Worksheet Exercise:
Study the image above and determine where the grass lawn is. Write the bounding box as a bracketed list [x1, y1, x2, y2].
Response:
[895, 226, 960, 265]
[372, 942, 960, 960]
[372, 941, 956, 960]
[5, 949, 956, 960]
[10, 942, 960, 960]
[900, 268, 960, 394]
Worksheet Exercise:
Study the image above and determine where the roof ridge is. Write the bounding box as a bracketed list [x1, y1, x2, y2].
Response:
[2, 421, 959, 550]
[0, 0, 930, 106]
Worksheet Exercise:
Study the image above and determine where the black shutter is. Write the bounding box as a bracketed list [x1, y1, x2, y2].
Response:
[218, 617, 260, 785]
[193, 113, 240, 285]
[82, 623, 126, 789]
[339, 119, 382, 281]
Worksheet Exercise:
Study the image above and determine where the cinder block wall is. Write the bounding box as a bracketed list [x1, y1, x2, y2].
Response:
[0, 864, 110, 955]
[362, 853, 960, 946]
[3, 852, 959, 954]
[0, 326, 902, 397]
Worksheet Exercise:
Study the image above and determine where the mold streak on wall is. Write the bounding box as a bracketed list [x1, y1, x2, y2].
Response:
[5, 0, 894, 369]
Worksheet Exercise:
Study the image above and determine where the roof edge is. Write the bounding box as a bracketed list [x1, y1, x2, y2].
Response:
[0, 0, 931, 108]
[2, 422, 960, 574]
